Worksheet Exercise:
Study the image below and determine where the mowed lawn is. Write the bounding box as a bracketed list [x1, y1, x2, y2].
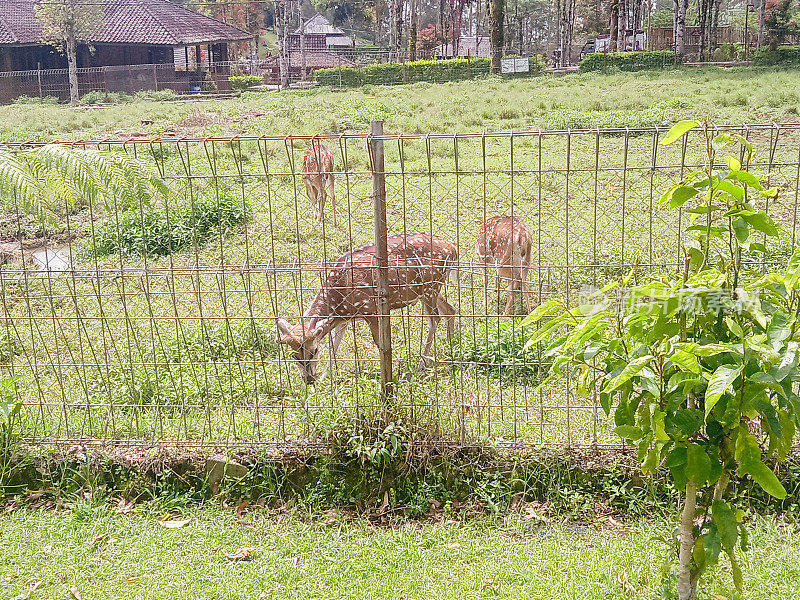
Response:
[1, 67, 799, 142]
[0, 506, 798, 600]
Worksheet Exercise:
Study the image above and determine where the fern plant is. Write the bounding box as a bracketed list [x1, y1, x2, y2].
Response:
[0, 144, 168, 224]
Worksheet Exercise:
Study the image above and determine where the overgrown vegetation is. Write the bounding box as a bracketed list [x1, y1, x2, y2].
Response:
[315, 55, 546, 87]
[92, 189, 250, 257]
[579, 50, 679, 73]
[228, 75, 263, 91]
[752, 44, 800, 66]
[79, 91, 134, 105]
[450, 320, 545, 382]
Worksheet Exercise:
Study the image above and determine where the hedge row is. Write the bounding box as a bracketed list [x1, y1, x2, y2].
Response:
[579, 50, 679, 73]
[752, 45, 800, 66]
[315, 55, 545, 87]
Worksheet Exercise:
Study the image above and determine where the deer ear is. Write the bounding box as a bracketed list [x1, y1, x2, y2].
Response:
[275, 318, 293, 343]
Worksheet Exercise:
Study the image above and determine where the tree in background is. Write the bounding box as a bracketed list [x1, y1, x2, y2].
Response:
[36, 0, 104, 104]
[417, 23, 445, 52]
[490, 0, 505, 70]
[764, 0, 799, 43]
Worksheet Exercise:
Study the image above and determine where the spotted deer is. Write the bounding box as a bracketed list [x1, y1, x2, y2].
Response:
[476, 215, 536, 315]
[276, 233, 458, 384]
[302, 143, 337, 227]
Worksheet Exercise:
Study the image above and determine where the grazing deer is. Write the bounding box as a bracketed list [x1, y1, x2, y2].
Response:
[302, 144, 337, 227]
[276, 233, 458, 384]
[476, 215, 536, 316]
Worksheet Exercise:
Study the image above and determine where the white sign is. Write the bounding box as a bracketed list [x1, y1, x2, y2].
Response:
[500, 57, 530, 74]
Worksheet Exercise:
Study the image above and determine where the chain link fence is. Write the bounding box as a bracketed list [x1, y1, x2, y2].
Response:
[2, 123, 799, 450]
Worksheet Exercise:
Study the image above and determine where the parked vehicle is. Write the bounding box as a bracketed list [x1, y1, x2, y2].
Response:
[579, 30, 646, 60]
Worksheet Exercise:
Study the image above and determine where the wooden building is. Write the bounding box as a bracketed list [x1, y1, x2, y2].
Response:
[0, 0, 252, 101]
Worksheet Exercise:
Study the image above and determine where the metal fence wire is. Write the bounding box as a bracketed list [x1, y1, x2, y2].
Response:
[3, 122, 800, 449]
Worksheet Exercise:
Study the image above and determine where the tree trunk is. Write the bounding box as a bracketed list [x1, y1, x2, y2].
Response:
[617, 0, 626, 51]
[674, 0, 687, 57]
[757, 0, 766, 48]
[490, 0, 504, 72]
[610, 0, 619, 50]
[66, 35, 79, 104]
[409, 0, 418, 58]
[677, 480, 698, 600]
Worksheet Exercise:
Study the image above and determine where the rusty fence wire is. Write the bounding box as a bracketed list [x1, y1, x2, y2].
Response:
[2, 123, 800, 450]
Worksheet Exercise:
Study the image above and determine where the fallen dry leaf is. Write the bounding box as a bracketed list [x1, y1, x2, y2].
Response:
[158, 518, 191, 529]
[88, 533, 107, 547]
[120, 577, 141, 584]
[9, 579, 42, 600]
[291, 556, 301, 567]
[712, 596, 728, 600]
[69, 584, 82, 600]
[236, 500, 250, 518]
[481, 577, 494, 590]
[322, 508, 338, 525]
[28, 491, 45, 502]
[115, 499, 134, 515]
[42, 543, 54, 554]
[257, 590, 273, 599]
[608, 516, 623, 528]
[446, 542, 461, 549]
[235, 520, 258, 531]
[224, 546, 257, 561]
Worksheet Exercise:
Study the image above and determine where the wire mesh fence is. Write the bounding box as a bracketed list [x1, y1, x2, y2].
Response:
[2, 122, 800, 450]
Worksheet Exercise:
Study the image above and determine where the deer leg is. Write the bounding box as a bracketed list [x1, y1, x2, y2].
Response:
[520, 264, 536, 313]
[436, 294, 456, 340]
[500, 267, 515, 316]
[321, 322, 347, 381]
[318, 181, 327, 224]
[419, 299, 440, 371]
[327, 174, 337, 227]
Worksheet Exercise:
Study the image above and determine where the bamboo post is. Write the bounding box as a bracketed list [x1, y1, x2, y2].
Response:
[370, 120, 393, 401]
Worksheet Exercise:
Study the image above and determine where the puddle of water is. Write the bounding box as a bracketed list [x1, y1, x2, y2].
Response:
[32, 245, 71, 275]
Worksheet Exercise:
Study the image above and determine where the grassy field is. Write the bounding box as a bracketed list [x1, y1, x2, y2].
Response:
[2, 67, 800, 447]
[0, 67, 799, 142]
[0, 506, 798, 600]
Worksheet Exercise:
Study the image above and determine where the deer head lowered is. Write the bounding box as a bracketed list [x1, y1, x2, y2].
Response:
[301, 143, 336, 227]
[476, 215, 537, 315]
[276, 232, 458, 384]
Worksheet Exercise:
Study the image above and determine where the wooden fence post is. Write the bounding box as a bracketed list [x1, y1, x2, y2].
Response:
[370, 120, 393, 401]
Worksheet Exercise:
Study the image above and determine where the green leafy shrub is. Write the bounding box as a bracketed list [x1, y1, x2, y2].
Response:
[93, 189, 250, 257]
[579, 51, 678, 73]
[79, 91, 134, 105]
[451, 320, 546, 382]
[133, 89, 179, 102]
[752, 45, 800, 66]
[712, 42, 747, 61]
[228, 75, 263, 91]
[525, 120, 794, 600]
[544, 98, 688, 129]
[12, 95, 59, 105]
[315, 56, 493, 87]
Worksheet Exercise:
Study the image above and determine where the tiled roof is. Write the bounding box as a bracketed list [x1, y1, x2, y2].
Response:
[0, 0, 252, 46]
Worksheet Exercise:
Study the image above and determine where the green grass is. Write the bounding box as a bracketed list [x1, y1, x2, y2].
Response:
[2, 68, 800, 447]
[0, 67, 799, 141]
[0, 506, 798, 599]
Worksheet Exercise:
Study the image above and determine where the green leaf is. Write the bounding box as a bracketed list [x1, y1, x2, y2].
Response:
[601, 355, 653, 394]
[732, 216, 748, 243]
[670, 409, 704, 438]
[712, 132, 732, 152]
[742, 211, 779, 236]
[613, 425, 643, 441]
[675, 342, 733, 357]
[726, 169, 763, 189]
[726, 156, 741, 171]
[724, 316, 744, 339]
[739, 433, 787, 499]
[520, 299, 562, 326]
[668, 185, 700, 209]
[712, 500, 739, 550]
[667, 349, 701, 373]
[661, 120, 701, 145]
[775, 341, 798, 382]
[686, 443, 712, 486]
[705, 364, 744, 418]
[664, 445, 687, 468]
[729, 549, 744, 592]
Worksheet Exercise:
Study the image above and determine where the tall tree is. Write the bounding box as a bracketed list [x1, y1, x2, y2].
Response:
[673, 0, 688, 56]
[36, 0, 104, 104]
[490, 0, 505, 71]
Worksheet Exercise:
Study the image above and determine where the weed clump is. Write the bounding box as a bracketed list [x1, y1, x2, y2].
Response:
[92, 189, 250, 257]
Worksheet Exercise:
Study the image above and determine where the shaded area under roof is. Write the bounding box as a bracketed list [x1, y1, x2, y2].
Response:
[0, 0, 252, 46]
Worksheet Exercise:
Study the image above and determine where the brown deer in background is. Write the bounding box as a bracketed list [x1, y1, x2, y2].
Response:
[476, 215, 536, 316]
[276, 233, 458, 384]
[302, 143, 337, 227]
